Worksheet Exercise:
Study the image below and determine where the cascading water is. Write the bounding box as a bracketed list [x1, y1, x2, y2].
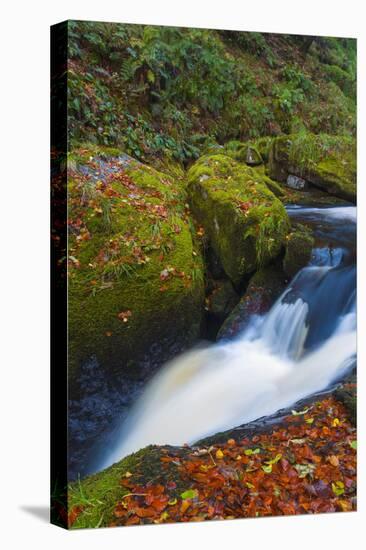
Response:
[100, 206, 356, 470]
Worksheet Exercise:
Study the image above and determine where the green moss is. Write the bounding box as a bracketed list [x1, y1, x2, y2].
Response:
[259, 173, 286, 198]
[283, 223, 314, 277]
[68, 446, 156, 529]
[268, 132, 356, 203]
[68, 151, 204, 383]
[187, 154, 290, 285]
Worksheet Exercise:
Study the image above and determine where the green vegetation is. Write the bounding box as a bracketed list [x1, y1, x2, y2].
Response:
[68, 446, 156, 529]
[67, 22, 356, 165]
[60, 23, 357, 530]
[268, 133, 356, 202]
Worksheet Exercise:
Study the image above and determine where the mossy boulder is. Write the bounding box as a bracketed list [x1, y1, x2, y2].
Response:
[68, 148, 204, 384]
[283, 223, 314, 278]
[187, 154, 290, 286]
[268, 133, 356, 203]
[217, 263, 287, 340]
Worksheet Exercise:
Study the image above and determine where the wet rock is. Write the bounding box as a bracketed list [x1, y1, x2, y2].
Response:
[217, 263, 287, 340]
[206, 245, 226, 279]
[334, 372, 356, 425]
[286, 174, 308, 190]
[283, 223, 314, 278]
[207, 279, 239, 321]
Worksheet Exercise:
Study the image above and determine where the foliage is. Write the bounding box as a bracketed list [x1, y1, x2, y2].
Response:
[67, 22, 356, 165]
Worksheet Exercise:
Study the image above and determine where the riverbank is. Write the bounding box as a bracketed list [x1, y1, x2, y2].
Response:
[67, 394, 356, 528]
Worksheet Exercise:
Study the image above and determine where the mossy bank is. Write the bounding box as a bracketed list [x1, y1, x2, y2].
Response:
[268, 133, 356, 203]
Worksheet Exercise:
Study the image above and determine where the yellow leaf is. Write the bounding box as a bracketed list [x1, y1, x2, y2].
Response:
[216, 449, 224, 459]
[180, 500, 191, 514]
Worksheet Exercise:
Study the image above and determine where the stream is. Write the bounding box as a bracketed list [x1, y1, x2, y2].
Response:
[99, 205, 356, 471]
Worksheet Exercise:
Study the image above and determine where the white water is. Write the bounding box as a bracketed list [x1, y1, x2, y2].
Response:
[101, 206, 356, 469]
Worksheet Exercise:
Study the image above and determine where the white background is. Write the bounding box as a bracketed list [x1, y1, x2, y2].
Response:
[0, 0, 365, 548]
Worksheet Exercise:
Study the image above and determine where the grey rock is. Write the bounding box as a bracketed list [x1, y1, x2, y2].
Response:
[286, 174, 308, 190]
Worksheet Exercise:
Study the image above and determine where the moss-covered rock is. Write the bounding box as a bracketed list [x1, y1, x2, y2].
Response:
[187, 154, 290, 286]
[223, 141, 263, 166]
[217, 263, 287, 340]
[283, 223, 314, 278]
[68, 148, 204, 384]
[268, 133, 356, 203]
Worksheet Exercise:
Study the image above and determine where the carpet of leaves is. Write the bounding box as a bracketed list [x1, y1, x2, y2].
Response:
[108, 397, 356, 526]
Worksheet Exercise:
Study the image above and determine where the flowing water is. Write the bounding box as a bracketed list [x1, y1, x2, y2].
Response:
[100, 205, 356, 470]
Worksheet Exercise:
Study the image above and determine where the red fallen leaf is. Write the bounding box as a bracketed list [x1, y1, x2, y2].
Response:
[114, 504, 127, 518]
[166, 481, 177, 490]
[68, 505, 84, 527]
[125, 515, 141, 525]
[280, 458, 290, 471]
[150, 497, 169, 512]
[133, 506, 158, 518]
[148, 484, 165, 496]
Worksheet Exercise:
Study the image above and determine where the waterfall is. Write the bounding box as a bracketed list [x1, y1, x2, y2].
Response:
[100, 206, 356, 470]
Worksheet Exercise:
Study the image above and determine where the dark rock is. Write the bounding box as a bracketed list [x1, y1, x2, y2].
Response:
[283, 223, 314, 278]
[207, 279, 239, 321]
[217, 263, 287, 340]
[206, 245, 226, 279]
[334, 372, 357, 425]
